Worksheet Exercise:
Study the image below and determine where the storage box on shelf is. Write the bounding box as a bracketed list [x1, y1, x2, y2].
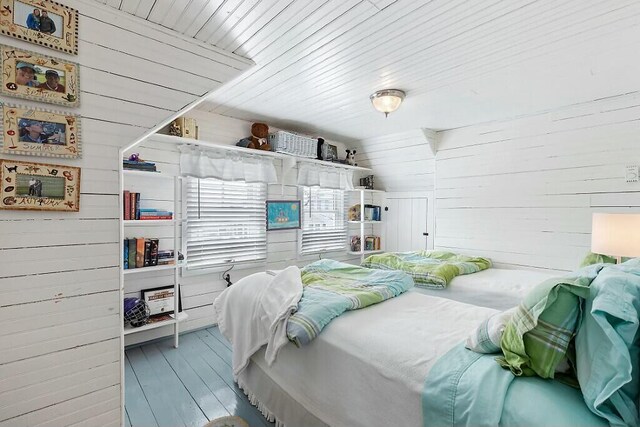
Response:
[121, 169, 186, 347]
[348, 188, 385, 260]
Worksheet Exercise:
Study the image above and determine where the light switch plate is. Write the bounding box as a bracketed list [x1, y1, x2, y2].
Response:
[626, 165, 639, 183]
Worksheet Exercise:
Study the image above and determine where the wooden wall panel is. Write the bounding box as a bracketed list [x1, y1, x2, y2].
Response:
[0, 1, 251, 425]
[435, 92, 640, 271]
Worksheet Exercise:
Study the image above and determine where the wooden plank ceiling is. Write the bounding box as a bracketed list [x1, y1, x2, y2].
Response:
[96, 0, 640, 142]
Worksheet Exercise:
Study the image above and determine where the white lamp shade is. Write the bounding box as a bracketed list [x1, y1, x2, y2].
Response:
[591, 213, 640, 258]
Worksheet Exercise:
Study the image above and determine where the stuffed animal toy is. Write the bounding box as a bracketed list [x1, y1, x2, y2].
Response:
[345, 149, 357, 166]
[237, 122, 271, 151]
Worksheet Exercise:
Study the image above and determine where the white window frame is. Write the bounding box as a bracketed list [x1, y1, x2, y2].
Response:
[298, 186, 347, 256]
[182, 177, 267, 275]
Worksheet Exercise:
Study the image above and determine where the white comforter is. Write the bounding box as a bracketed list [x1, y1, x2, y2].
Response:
[213, 266, 303, 377]
[412, 267, 557, 310]
[233, 290, 497, 427]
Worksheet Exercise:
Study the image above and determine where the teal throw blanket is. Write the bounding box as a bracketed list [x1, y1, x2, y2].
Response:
[286, 259, 413, 347]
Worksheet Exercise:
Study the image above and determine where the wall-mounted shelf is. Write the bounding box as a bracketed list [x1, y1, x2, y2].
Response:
[124, 219, 181, 226]
[348, 249, 384, 256]
[124, 312, 188, 336]
[149, 133, 373, 172]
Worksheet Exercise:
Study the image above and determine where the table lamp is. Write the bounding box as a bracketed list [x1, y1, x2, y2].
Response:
[591, 213, 640, 263]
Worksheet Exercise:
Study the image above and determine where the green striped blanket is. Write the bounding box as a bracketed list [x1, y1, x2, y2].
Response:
[286, 259, 413, 347]
[362, 250, 492, 289]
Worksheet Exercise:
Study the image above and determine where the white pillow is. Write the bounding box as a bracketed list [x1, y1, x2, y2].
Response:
[465, 307, 518, 353]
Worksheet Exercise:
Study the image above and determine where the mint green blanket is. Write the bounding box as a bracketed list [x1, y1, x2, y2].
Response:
[286, 259, 413, 347]
[362, 250, 492, 289]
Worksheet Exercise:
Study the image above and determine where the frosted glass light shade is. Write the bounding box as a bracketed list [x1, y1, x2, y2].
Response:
[591, 213, 640, 258]
[370, 89, 405, 117]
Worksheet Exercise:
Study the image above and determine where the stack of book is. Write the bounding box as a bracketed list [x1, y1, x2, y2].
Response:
[124, 238, 159, 269]
[158, 250, 176, 266]
[364, 236, 381, 251]
[123, 191, 173, 220]
[123, 159, 157, 172]
[138, 208, 173, 220]
[364, 204, 382, 221]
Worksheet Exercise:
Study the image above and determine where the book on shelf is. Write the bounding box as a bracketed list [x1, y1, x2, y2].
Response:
[149, 239, 159, 266]
[127, 239, 136, 268]
[123, 240, 129, 270]
[136, 238, 145, 268]
[124, 237, 164, 269]
[123, 159, 157, 172]
[143, 240, 152, 267]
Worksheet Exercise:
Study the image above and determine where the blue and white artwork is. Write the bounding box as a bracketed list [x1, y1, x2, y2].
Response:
[267, 200, 301, 230]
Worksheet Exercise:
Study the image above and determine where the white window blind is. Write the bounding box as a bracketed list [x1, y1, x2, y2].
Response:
[185, 177, 267, 270]
[300, 187, 347, 254]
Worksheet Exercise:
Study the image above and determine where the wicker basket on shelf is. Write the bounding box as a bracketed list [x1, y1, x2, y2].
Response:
[268, 130, 318, 158]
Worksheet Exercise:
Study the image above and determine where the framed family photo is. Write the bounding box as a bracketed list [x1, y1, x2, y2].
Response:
[1, 45, 79, 107]
[1, 103, 81, 158]
[0, 0, 78, 54]
[266, 200, 301, 231]
[0, 159, 80, 211]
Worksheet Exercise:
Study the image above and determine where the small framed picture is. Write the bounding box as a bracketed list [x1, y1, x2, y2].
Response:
[0, 159, 80, 211]
[266, 200, 301, 231]
[141, 286, 181, 317]
[1, 103, 81, 158]
[322, 143, 338, 161]
[0, 0, 79, 55]
[1, 45, 79, 107]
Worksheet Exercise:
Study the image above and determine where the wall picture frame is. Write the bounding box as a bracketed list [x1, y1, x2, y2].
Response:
[266, 200, 301, 231]
[0, 0, 78, 55]
[1, 103, 81, 158]
[141, 285, 181, 318]
[1, 44, 79, 107]
[0, 159, 80, 211]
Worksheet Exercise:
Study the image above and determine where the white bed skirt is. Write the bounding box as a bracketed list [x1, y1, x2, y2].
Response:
[237, 352, 329, 427]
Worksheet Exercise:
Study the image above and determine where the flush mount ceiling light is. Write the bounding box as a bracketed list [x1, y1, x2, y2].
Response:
[370, 89, 406, 117]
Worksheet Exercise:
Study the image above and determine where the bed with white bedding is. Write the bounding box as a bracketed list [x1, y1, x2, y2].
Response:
[411, 267, 557, 310]
[236, 291, 496, 427]
[215, 261, 633, 427]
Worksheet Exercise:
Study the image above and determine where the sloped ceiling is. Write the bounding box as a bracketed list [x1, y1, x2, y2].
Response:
[96, 0, 640, 142]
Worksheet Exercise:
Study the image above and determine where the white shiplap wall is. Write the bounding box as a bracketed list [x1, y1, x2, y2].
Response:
[0, 1, 251, 425]
[123, 111, 362, 345]
[435, 92, 640, 271]
[354, 128, 435, 192]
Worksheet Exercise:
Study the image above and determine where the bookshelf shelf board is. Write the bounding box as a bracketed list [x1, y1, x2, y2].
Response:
[348, 220, 382, 224]
[123, 170, 178, 180]
[124, 312, 189, 335]
[123, 263, 183, 275]
[348, 250, 384, 256]
[124, 220, 179, 226]
[349, 188, 384, 193]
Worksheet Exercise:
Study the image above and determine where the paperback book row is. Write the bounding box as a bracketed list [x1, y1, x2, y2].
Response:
[123, 158, 157, 172]
[123, 238, 176, 269]
[348, 204, 382, 221]
[123, 190, 173, 220]
[350, 235, 382, 252]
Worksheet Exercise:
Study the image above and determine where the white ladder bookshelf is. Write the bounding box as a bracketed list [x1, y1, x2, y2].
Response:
[348, 188, 385, 262]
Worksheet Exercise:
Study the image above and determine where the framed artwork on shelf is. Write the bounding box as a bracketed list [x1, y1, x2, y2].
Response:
[141, 285, 181, 317]
[0, 159, 80, 211]
[1, 44, 79, 107]
[266, 200, 301, 231]
[1, 103, 81, 158]
[0, 0, 79, 54]
[321, 143, 338, 161]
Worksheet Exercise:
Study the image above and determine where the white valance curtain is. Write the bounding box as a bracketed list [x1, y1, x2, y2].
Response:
[179, 145, 278, 183]
[297, 162, 354, 190]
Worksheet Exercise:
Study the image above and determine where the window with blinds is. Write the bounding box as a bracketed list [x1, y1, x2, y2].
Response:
[184, 177, 267, 270]
[299, 187, 347, 255]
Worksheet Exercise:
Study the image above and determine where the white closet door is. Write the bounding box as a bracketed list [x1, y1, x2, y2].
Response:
[384, 192, 432, 252]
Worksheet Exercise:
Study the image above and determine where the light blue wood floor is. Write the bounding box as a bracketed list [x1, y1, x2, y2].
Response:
[125, 326, 275, 427]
